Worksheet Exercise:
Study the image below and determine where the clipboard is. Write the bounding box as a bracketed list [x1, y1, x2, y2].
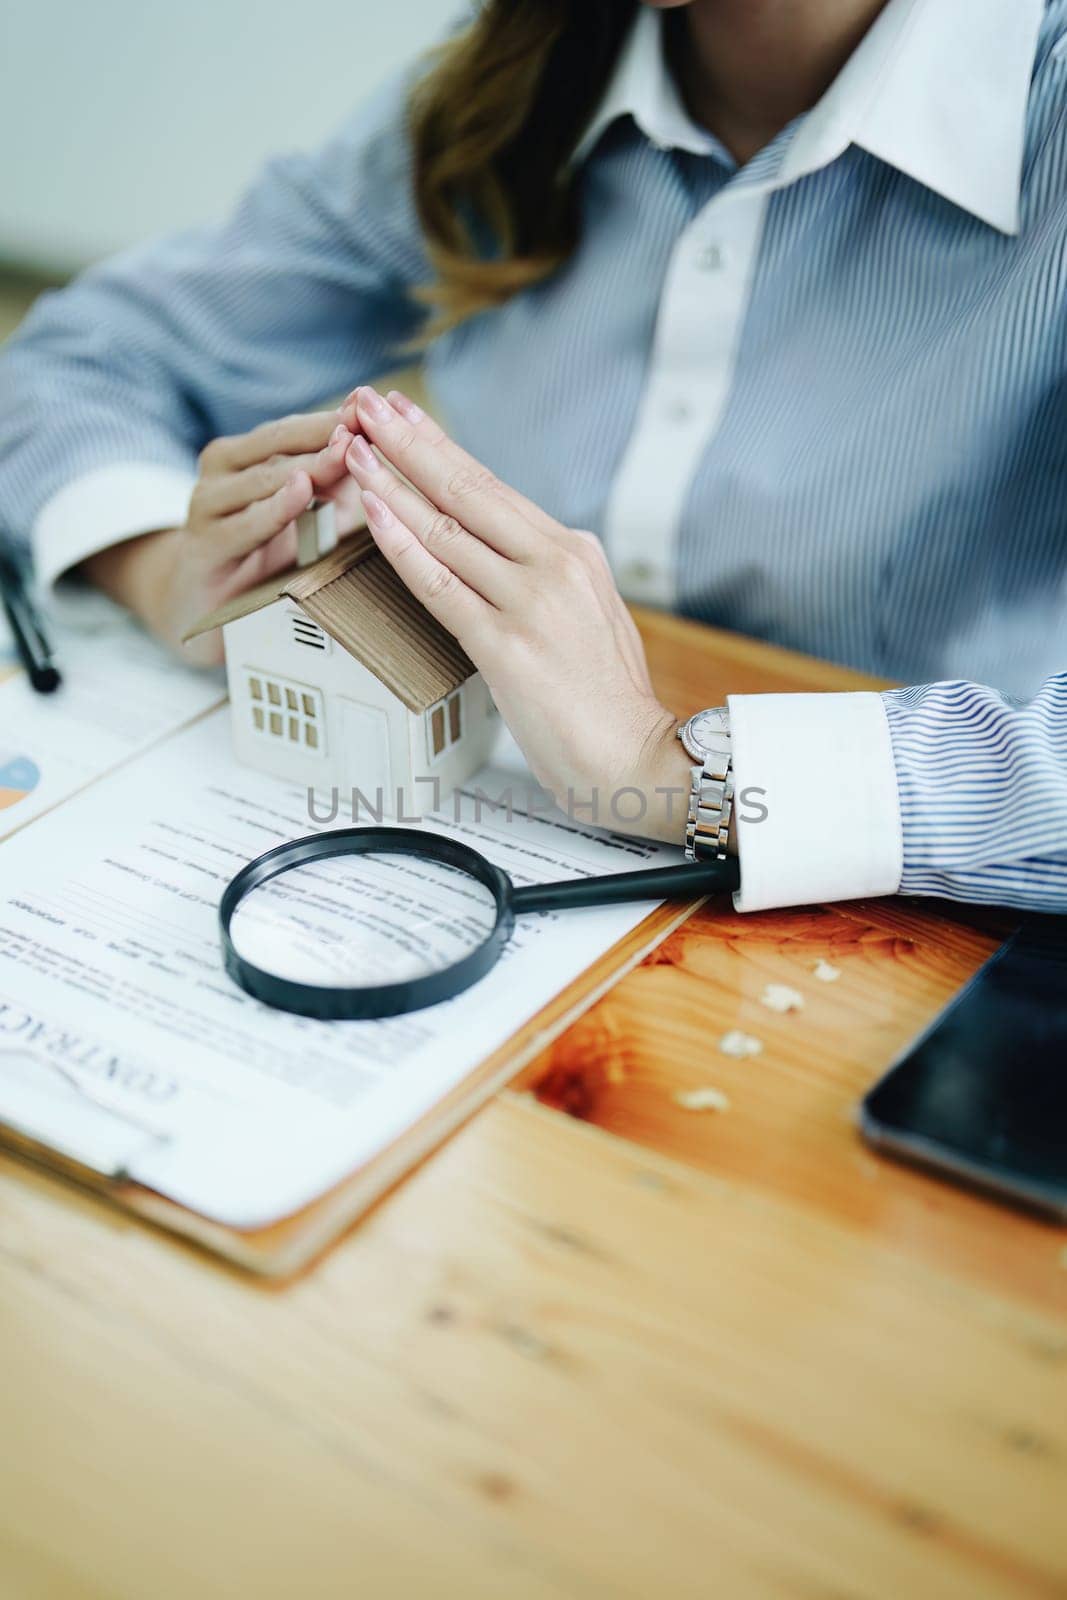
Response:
[0, 898, 699, 1280]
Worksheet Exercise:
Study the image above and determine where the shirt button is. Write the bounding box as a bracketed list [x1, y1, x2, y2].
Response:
[697, 242, 725, 270]
[663, 398, 693, 424]
[623, 560, 655, 585]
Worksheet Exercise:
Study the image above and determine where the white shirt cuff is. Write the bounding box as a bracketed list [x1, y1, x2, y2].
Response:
[31, 462, 196, 627]
[728, 691, 904, 912]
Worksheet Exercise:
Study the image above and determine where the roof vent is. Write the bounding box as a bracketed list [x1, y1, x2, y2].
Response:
[291, 613, 328, 652]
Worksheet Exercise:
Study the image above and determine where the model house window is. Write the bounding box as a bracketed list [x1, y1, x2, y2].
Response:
[426, 689, 462, 761]
[247, 672, 325, 754]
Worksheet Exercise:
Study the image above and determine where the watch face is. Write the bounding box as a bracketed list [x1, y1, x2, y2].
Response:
[683, 707, 730, 760]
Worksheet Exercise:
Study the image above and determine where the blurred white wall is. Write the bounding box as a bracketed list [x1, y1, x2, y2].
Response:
[0, 0, 458, 274]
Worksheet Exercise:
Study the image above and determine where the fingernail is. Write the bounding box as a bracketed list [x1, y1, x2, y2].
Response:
[386, 389, 424, 423]
[329, 423, 348, 446]
[347, 435, 377, 473]
[357, 384, 392, 421]
[361, 489, 392, 525]
[342, 388, 360, 408]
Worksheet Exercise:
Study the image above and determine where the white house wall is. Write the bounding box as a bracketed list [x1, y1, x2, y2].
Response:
[405, 672, 498, 810]
[224, 603, 416, 810]
[224, 603, 500, 820]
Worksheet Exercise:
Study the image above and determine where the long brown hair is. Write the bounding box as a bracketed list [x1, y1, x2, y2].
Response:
[408, 1, 638, 339]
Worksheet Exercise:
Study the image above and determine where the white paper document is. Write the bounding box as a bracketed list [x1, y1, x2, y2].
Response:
[0, 710, 680, 1226]
[0, 610, 224, 837]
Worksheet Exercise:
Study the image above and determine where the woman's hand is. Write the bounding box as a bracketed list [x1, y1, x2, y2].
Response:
[83, 408, 365, 664]
[337, 384, 692, 842]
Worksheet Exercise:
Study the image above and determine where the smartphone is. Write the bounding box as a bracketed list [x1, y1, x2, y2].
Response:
[859, 917, 1067, 1221]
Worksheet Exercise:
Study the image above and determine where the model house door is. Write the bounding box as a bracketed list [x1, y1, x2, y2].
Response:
[338, 699, 392, 814]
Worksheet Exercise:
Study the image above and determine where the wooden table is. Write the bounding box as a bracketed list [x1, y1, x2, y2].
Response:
[1, 609, 1064, 1600]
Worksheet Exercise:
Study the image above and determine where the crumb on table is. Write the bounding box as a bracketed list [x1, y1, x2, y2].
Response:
[718, 1029, 763, 1059]
[760, 983, 805, 1014]
[674, 1085, 731, 1113]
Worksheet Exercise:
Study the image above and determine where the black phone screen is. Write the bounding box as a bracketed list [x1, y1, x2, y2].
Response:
[860, 918, 1067, 1218]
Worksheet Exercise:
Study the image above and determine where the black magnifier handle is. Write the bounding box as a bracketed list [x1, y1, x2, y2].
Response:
[511, 857, 739, 915]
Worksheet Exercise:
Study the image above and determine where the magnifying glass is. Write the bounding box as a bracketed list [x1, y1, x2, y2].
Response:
[219, 826, 739, 1020]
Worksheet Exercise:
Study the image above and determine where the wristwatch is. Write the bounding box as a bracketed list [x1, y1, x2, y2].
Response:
[677, 706, 733, 862]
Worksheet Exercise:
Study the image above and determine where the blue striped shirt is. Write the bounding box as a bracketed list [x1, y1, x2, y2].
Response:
[1, 0, 1065, 911]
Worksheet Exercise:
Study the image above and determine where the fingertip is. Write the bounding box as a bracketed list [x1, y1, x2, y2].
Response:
[355, 385, 393, 425]
[313, 428, 352, 482]
[360, 488, 392, 525]
[386, 389, 425, 424]
[345, 434, 378, 476]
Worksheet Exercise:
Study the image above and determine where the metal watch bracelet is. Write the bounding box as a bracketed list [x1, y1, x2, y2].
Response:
[685, 759, 734, 863]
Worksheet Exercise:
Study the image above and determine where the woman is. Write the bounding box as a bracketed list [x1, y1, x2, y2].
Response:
[2, 0, 1065, 912]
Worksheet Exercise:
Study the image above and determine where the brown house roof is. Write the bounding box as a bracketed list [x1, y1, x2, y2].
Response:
[184, 531, 475, 714]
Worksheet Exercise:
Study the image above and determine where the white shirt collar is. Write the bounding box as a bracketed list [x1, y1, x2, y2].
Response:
[573, 5, 722, 164]
[574, 0, 1045, 235]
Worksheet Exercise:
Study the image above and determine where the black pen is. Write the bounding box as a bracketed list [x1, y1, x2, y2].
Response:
[0, 548, 61, 694]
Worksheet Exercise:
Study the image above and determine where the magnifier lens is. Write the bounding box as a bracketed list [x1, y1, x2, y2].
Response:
[228, 850, 500, 988]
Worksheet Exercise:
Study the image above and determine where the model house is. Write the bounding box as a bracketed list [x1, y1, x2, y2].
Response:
[185, 525, 497, 810]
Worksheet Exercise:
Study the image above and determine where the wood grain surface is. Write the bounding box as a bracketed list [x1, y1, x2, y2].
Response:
[1, 606, 1064, 1600]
